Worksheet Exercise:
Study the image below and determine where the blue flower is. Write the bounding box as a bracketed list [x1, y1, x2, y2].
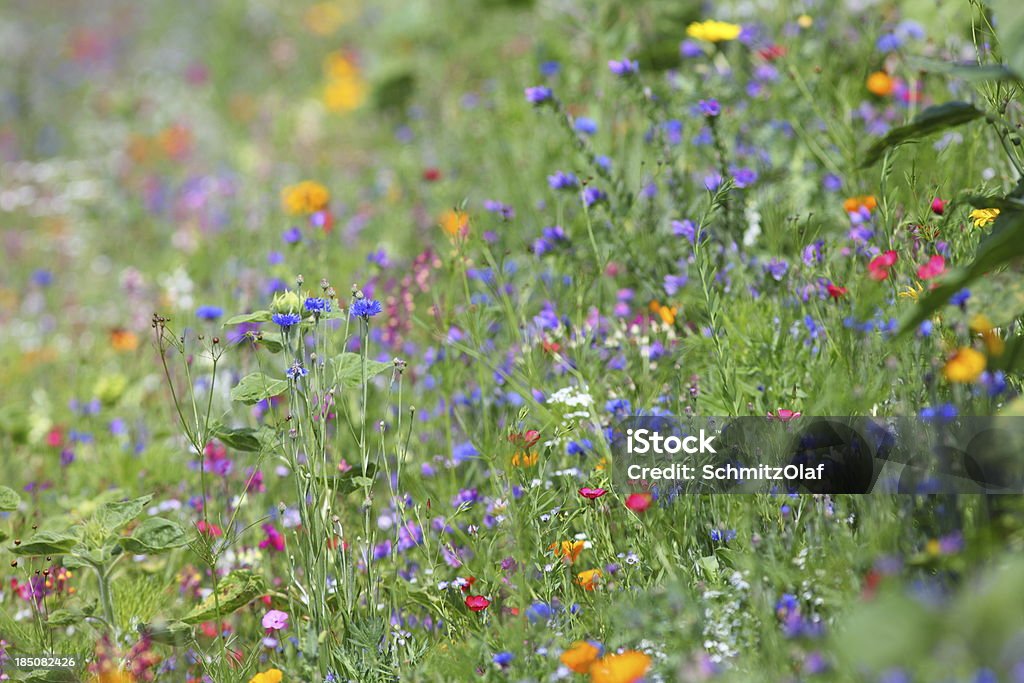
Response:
[286, 363, 309, 380]
[304, 297, 331, 314]
[525, 601, 553, 623]
[196, 305, 223, 321]
[493, 652, 514, 668]
[350, 298, 382, 318]
[582, 187, 607, 207]
[574, 117, 598, 135]
[697, 99, 721, 117]
[524, 86, 553, 104]
[950, 288, 971, 307]
[272, 312, 302, 328]
[539, 60, 560, 77]
[282, 226, 302, 244]
[547, 171, 579, 190]
[608, 59, 639, 76]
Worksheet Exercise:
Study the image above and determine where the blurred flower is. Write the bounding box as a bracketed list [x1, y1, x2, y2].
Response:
[625, 493, 652, 513]
[843, 195, 877, 214]
[916, 254, 945, 280]
[579, 487, 608, 500]
[943, 347, 986, 383]
[248, 670, 283, 683]
[440, 209, 470, 237]
[608, 59, 639, 76]
[866, 71, 894, 96]
[110, 328, 139, 351]
[589, 650, 651, 683]
[196, 305, 223, 321]
[868, 250, 898, 281]
[686, 20, 742, 42]
[767, 409, 801, 421]
[970, 314, 1005, 356]
[931, 197, 946, 215]
[282, 181, 330, 215]
[970, 208, 1000, 227]
[561, 641, 602, 673]
[576, 569, 602, 590]
[525, 86, 553, 104]
[262, 610, 289, 631]
[826, 283, 847, 299]
[550, 540, 585, 563]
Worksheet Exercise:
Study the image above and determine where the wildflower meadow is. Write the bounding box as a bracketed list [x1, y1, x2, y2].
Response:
[3, 0, 1024, 681]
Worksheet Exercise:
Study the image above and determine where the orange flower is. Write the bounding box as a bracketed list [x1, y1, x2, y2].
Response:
[560, 641, 601, 673]
[110, 328, 139, 352]
[648, 300, 677, 325]
[511, 450, 539, 467]
[576, 568, 602, 591]
[843, 195, 877, 214]
[589, 651, 652, 683]
[943, 347, 986, 383]
[866, 71, 894, 96]
[282, 181, 330, 215]
[549, 540, 585, 563]
[440, 210, 470, 237]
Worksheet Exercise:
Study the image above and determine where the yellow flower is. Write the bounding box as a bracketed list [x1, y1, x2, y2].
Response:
[969, 207, 1000, 228]
[440, 210, 470, 237]
[323, 76, 366, 112]
[971, 314, 1005, 356]
[249, 669, 284, 683]
[685, 20, 742, 43]
[511, 450, 538, 467]
[560, 641, 601, 673]
[90, 672, 136, 683]
[576, 568, 602, 591]
[898, 282, 924, 301]
[943, 347, 986, 383]
[796, 14, 814, 29]
[282, 181, 330, 215]
[925, 539, 941, 557]
[549, 540, 585, 563]
[648, 300, 677, 326]
[589, 651, 652, 683]
[304, 2, 346, 35]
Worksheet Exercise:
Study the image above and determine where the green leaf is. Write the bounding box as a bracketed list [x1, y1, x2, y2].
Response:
[10, 530, 79, 556]
[223, 310, 272, 325]
[861, 102, 984, 167]
[907, 57, 1020, 82]
[119, 517, 188, 554]
[257, 333, 285, 353]
[991, 0, 1024, 82]
[46, 607, 87, 627]
[96, 495, 153, 535]
[23, 670, 82, 683]
[182, 569, 266, 624]
[898, 209, 1024, 334]
[0, 485, 20, 511]
[211, 423, 263, 452]
[330, 352, 393, 388]
[299, 464, 377, 494]
[230, 373, 289, 405]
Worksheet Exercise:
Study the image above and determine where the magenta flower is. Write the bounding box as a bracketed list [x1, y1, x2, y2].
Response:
[262, 609, 289, 631]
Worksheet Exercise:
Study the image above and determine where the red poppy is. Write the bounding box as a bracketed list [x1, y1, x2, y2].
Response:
[826, 283, 847, 299]
[465, 595, 490, 611]
[578, 487, 608, 500]
[423, 167, 442, 182]
[625, 493, 652, 513]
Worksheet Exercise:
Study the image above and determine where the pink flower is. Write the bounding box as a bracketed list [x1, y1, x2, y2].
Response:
[826, 283, 847, 300]
[625, 493, 652, 513]
[916, 254, 945, 281]
[767, 409, 801, 422]
[930, 197, 945, 215]
[258, 523, 286, 552]
[868, 250, 898, 281]
[262, 609, 289, 631]
[578, 487, 608, 500]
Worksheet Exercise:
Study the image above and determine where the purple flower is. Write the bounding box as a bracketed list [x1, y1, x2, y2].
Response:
[372, 539, 392, 561]
[607, 59, 639, 76]
[764, 258, 789, 281]
[397, 521, 424, 551]
[664, 274, 688, 295]
[524, 86, 553, 104]
[680, 40, 703, 58]
[697, 99, 721, 117]
[582, 187, 607, 207]
[574, 117, 598, 135]
[548, 171, 579, 190]
[262, 609, 289, 631]
[672, 219, 697, 242]
[282, 226, 302, 244]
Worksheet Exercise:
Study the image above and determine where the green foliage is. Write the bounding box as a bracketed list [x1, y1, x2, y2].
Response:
[331, 352, 393, 388]
[181, 569, 267, 624]
[861, 102, 985, 167]
[230, 372, 289, 404]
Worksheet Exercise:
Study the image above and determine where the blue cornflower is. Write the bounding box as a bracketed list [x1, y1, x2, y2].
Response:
[574, 117, 598, 135]
[304, 297, 331, 314]
[196, 305, 223, 321]
[493, 652, 514, 668]
[272, 312, 302, 328]
[764, 258, 789, 281]
[547, 171, 579, 190]
[452, 441, 479, 463]
[539, 60, 560, 77]
[672, 219, 697, 242]
[697, 99, 721, 117]
[950, 288, 971, 307]
[350, 298, 382, 319]
[730, 166, 758, 188]
[680, 40, 703, 58]
[286, 363, 309, 380]
[582, 186, 607, 207]
[566, 439, 593, 456]
[525, 601, 553, 623]
[524, 86, 553, 104]
[608, 59, 639, 76]
[282, 226, 302, 244]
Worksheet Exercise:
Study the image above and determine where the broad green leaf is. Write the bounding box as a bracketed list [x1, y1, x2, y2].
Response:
[898, 209, 1024, 333]
[119, 517, 188, 554]
[223, 310, 272, 325]
[10, 530, 79, 556]
[47, 607, 87, 627]
[211, 423, 263, 452]
[230, 373, 289, 405]
[96, 495, 153, 535]
[182, 569, 266, 624]
[991, 0, 1024, 82]
[257, 333, 285, 353]
[861, 102, 984, 167]
[0, 485, 20, 511]
[331, 352, 393, 388]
